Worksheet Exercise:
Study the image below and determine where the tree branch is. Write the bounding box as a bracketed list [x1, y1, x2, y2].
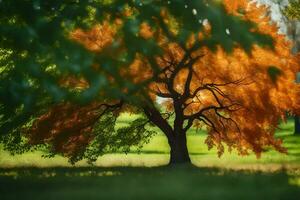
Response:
[143, 105, 174, 140]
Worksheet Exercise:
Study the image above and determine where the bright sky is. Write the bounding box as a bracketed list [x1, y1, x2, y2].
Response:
[256, 0, 289, 34]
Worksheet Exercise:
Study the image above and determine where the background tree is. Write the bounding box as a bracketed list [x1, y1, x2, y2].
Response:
[284, 0, 300, 20]
[256, 0, 300, 134]
[283, 0, 300, 134]
[0, 0, 299, 164]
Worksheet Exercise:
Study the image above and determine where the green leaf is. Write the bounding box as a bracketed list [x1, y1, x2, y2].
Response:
[268, 66, 282, 83]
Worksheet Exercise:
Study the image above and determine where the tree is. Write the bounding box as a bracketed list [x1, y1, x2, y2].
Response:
[284, 0, 300, 20]
[243, 0, 300, 135]
[0, 0, 300, 164]
[282, 0, 300, 134]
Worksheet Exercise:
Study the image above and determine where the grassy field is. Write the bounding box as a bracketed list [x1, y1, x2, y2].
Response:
[0, 114, 300, 199]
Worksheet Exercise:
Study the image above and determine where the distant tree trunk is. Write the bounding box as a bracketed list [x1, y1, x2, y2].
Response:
[288, 20, 300, 135]
[295, 116, 300, 134]
[168, 131, 191, 165]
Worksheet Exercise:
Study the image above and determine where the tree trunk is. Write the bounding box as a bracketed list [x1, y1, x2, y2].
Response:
[168, 132, 191, 165]
[142, 106, 191, 164]
[295, 116, 300, 135]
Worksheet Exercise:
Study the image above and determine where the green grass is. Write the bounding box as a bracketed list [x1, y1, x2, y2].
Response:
[0, 166, 300, 200]
[0, 115, 300, 200]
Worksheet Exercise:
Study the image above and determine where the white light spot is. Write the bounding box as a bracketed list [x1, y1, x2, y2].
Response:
[225, 28, 230, 35]
[202, 19, 209, 26]
[192, 9, 197, 15]
[184, 5, 188, 8]
[139, 3, 143, 6]
[198, 19, 202, 24]
[167, 1, 171, 4]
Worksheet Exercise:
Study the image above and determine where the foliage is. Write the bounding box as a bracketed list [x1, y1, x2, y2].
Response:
[0, 0, 272, 134]
[1, 0, 300, 163]
[284, 0, 300, 20]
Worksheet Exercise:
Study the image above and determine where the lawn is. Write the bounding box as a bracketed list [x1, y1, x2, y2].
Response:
[0, 114, 300, 199]
[1, 166, 300, 200]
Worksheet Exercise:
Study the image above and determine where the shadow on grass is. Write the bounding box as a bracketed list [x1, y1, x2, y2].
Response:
[0, 165, 299, 200]
[128, 150, 207, 156]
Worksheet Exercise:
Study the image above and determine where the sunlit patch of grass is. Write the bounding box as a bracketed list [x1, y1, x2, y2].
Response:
[0, 171, 19, 179]
[287, 168, 300, 187]
[289, 176, 300, 187]
[38, 171, 57, 178]
[0, 168, 122, 180]
[64, 170, 121, 177]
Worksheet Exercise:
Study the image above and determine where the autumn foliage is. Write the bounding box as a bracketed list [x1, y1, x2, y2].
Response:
[26, 0, 300, 162]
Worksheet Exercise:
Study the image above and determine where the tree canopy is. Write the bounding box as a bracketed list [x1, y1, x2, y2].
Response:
[1, 0, 300, 164]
